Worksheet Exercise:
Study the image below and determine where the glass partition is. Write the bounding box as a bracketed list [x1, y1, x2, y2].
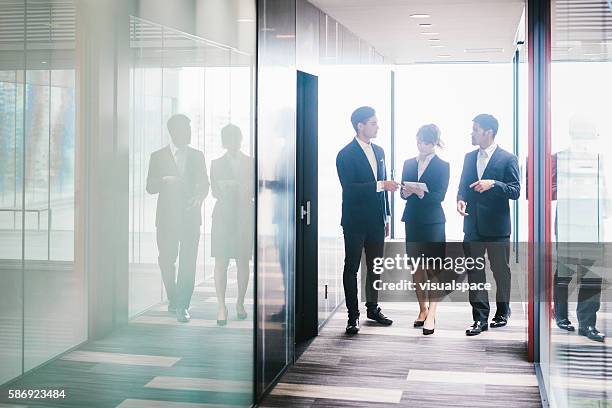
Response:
[0, 0, 83, 382]
[394, 63, 515, 241]
[1, 2, 256, 407]
[545, 1, 612, 402]
[0, 67, 25, 386]
[127, 15, 256, 406]
[318, 64, 391, 324]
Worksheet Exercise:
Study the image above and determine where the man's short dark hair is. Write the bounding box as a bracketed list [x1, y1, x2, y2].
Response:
[221, 123, 242, 147]
[351, 106, 376, 133]
[167, 114, 190, 134]
[473, 113, 499, 137]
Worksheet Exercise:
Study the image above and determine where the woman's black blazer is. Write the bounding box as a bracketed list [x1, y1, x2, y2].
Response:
[400, 155, 449, 225]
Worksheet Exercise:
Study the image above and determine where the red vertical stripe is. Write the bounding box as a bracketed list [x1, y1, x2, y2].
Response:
[527, 0, 552, 364]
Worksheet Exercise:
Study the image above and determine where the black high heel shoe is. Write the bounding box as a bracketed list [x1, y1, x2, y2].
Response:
[217, 306, 228, 326]
[423, 319, 435, 335]
[236, 303, 247, 320]
[414, 311, 428, 327]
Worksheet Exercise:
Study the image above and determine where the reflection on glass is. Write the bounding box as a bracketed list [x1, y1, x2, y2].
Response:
[0, 0, 82, 384]
[146, 114, 210, 322]
[549, 1, 612, 401]
[211, 124, 254, 324]
[1, 2, 255, 406]
[128, 14, 255, 406]
[0, 70, 24, 385]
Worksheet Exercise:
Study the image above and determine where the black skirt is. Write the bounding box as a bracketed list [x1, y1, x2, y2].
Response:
[404, 222, 446, 259]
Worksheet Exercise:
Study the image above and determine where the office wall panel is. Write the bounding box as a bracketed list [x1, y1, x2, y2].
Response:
[296, 0, 319, 74]
[0, 0, 86, 382]
[0, 66, 24, 385]
[1, 4, 256, 404]
[544, 2, 612, 405]
[257, 0, 296, 398]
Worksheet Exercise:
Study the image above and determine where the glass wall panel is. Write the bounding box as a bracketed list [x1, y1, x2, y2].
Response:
[2, 3, 255, 407]
[394, 64, 515, 241]
[128, 18, 165, 317]
[23, 66, 82, 371]
[0, 67, 24, 384]
[0, 0, 84, 380]
[318, 65, 391, 324]
[547, 2, 612, 404]
[128, 11, 255, 406]
[257, 0, 295, 396]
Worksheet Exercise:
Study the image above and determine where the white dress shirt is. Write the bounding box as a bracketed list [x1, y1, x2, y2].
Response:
[417, 152, 435, 180]
[170, 142, 187, 176]
[477, 143, 497, 180]
[355, 137, 384, 192]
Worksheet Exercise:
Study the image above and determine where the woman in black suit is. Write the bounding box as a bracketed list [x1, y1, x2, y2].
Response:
[400, 124, 449, 335]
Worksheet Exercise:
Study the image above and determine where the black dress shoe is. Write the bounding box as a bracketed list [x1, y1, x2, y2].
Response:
[466, 321, 488, 336]
[176, 308, 190, 323]
[578, 326, 605, 343]
[490, 315, 508, 328]
[556, 318, 575, 332]
[270, 307, 286, 323]
[413, 320, 425, 328]
[367, 307, 393, 325]
[346, 316, 360, 335]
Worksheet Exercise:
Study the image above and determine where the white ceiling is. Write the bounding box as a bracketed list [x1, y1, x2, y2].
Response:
[308, 0, 526, 64]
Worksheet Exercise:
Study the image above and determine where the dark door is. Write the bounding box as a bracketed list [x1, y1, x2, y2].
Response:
[295, 71, 318, 347]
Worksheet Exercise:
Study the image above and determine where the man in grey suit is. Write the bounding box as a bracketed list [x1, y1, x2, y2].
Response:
[146, 114, 210, 323]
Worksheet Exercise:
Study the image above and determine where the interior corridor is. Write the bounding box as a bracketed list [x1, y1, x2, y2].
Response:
[261, 302, 540, 408]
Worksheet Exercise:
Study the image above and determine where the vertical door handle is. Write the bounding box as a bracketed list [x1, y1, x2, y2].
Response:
[300, 200, 311, 225]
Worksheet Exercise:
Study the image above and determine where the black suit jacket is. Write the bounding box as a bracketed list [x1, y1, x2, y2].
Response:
[146, 145, 210, 229]
[336, 138, 391, 232]
[457, 146, 520, 237]
[400, 155, 449, 225]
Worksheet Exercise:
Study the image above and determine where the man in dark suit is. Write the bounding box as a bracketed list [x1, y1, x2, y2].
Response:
[457, 114, 520, 336]
[336, 106, 400, 334]
[146, 114, 210, 323]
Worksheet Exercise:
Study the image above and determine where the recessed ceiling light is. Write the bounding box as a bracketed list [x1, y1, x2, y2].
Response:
[275, 34, 295, 39]
[237, 18, 255, 23]
[410, 14, 430, 18]
[41, 61, 47, 64]
[428, 38, 441, 42]
[420, 32, 439, 36]
[430, 44, 445, 48]
[419, 23, 433, 27]
[437, 54, 452, 58]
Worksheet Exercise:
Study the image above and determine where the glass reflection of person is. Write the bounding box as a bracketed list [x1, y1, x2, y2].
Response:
[400, 124, 449, 335]
[146, 114, 210, 323]
[210, 124, 254, 326]
[553, 115, 608, 342]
